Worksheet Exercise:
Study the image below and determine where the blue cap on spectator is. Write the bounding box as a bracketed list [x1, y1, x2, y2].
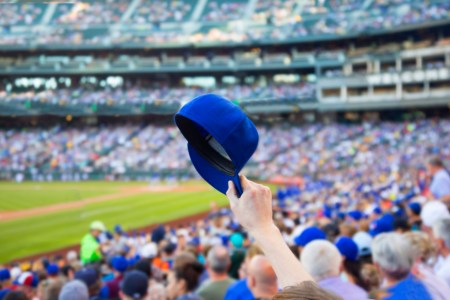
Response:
[408, 202, 421, 215]
[112, 256, 128, 273]
[151, 225, 165, 243]
[373, 207, 382, 215]
[46, 264, 59, 276]
[0, 269, 11, 281]
[347, 210, 363, 221]
[175, 94, 259, 195]
[74, 267, 98, 287]
[294, 227, 326, 247]
[114, 225, 123, 234]
[120, 271, 149, 300]
[335, 237, 359, 261]
[369, 215, 394, 236]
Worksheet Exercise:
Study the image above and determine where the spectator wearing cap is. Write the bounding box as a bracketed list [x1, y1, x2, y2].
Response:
[352, 231, 373, 263]
[372, 233, 432, 300]
[81, 221, 106, 265]
[228, 233, 245, 279]
[59, 280, 89, 300]
[197, 246, 235, 300]
[407, 202, 422, 231]
[38, 264, 64, 300]
[246, 255, 278, 299]
[133, 259, 166, 300]
[99, 256, 128, 299]
[224, 244, 264, 300]
[0, 269, 12, 289]
[46, 264, 59, 279]
[13, 272, 38, 300]
[74, 267, 101, 299]
[119, 271, 148, 300]
[293, 226, 326, 255]
[347, 210, 363, 224]
[166, 258, 204, 300]
[433, 217, 450, 287]
[404, 231, 450, 300]
[369, 214, 394, 236]
[301, 240, 368, 300]
[110, 225, 129, 255]
[427, 157, 450, 202]
[335, 237, 368, 291]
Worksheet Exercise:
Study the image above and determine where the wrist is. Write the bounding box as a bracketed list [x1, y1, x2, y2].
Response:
[250, 223, 280, 242]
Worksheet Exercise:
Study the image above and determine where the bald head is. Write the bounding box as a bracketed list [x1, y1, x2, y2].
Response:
[247, 255, 278, 298]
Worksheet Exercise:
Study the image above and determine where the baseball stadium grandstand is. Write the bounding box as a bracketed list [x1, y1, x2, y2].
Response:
[1, 1, 450, 300]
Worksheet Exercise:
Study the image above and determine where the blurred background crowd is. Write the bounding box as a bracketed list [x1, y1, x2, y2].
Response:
[1, 0, 449, 45]
[0, 117, 450, 300]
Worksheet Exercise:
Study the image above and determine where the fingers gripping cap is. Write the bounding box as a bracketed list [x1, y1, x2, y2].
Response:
[175, 94, 259, 195]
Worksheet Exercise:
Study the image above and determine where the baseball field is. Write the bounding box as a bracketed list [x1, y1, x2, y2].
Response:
[0, 181, 229, 264]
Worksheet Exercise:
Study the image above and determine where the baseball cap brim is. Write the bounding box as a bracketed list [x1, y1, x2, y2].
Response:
[188, 143, 238, 194]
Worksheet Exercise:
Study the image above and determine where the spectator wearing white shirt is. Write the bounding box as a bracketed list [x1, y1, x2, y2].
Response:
[433, 217, 450, 287]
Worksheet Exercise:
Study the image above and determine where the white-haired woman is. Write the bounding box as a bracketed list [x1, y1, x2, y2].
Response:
[404, 231, 450, 300]
[371, 232, 432, 299]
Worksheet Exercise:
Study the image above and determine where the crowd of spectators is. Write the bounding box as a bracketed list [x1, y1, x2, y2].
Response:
[128, 0, 195, 24]
[0, 83, 316, 106]
[1, 0, 449, 46]
[51, 1, 127, 25]
[1, 125, 450, 299]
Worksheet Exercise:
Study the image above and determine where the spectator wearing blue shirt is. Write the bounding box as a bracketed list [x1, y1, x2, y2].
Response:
[246, 255, 278, 299]
[372, 233, 432, 300]
[427, 157, 450, 202]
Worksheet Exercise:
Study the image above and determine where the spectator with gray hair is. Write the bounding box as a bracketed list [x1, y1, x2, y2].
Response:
[300, 240, 367, 300]
[433, 217, 450, 287]
[404, 231, 450, 299]
[197, 245, 235, 300]
[372, 233, 432, 299]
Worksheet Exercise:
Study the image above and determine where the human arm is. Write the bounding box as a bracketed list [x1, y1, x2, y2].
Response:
[226, 176, 314, 288]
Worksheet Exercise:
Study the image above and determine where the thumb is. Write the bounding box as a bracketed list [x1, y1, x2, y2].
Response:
[226, 180, 238, 206]
[240, 175, 251, 191]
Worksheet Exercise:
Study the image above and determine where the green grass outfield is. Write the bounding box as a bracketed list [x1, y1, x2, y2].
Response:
[0, 181, 228, 263]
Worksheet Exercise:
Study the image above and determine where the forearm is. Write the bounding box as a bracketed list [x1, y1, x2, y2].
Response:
[251, 224, 314, 288]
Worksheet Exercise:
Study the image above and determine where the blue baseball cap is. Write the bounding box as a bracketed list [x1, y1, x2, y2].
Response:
[175, 94, 259, 195]
[408, 202, 421, 215]
[46, 264, 59, 276]
[74, 267, 98, 287]
[120, 270, 149, 299]
[294, 227, 326, 247]
[112, 256, 128, 273]
[0, 269, 10, 281]
[347, 210, 363, 221]
[335, 236, 359, 261]
[369, 215, 394, 236]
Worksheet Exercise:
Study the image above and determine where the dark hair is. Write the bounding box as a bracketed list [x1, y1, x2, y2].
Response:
[428, 156, 444, 167]
[343, 259, 369, 291]
[174, 261, 204, 292]
[4, 291, 29, 300]
[134, 259, 152, 278]
[393, 218, 411, 232]
[61, 265, 74, 278]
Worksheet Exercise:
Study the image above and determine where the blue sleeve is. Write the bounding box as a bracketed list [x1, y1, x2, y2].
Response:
[99, 285, 110, 299]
